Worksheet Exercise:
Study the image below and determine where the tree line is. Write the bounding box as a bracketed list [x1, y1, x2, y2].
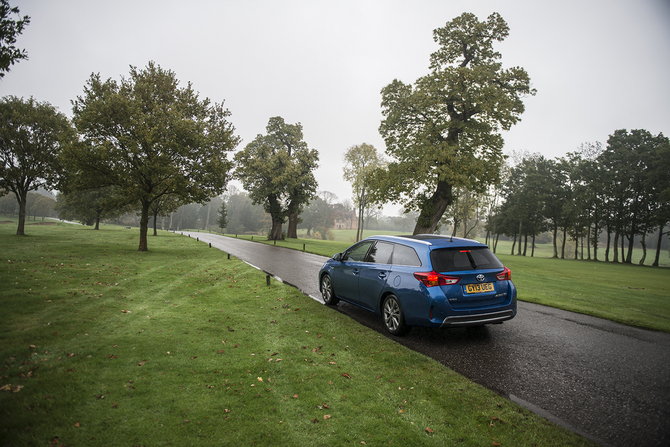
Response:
[2, 8, 667, 263]
[479, 130, 669, 266]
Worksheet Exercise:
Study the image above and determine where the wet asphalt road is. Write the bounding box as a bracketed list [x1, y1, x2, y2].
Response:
[185, 232, 670, 447]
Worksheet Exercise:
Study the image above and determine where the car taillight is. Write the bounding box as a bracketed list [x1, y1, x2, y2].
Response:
[414, 271, 461, 287]
[495, 267, 511, 281]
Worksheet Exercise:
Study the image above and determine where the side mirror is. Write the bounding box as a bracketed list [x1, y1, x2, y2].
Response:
[333, 253, 342, 261]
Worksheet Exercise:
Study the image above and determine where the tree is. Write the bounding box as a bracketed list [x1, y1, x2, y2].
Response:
[234, 117, 319, 240]
[0, 0, 30, 79]
[216, 200, 228, 231]
[298, 195, 335, 238]
[225, 189, 267, 235]
[343, 143, 385, 242]
[54, 187, 132, 229]
[148, 194, 182, 235]
[601, 129, 665, 264]
[372, 12, 534, 235]
[65, 62, 239, 251]
[0, 96, 74, 235]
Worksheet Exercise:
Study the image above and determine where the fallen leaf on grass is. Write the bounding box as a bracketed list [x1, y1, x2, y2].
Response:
[292, 394, 298, 399]
[74, 422, 80, 427]
[121, 310, 131, 313]
[324, 415, 331, 420]
[1, 384, 24, 392]
[426, 427, 434, 433]
[341, 373, 351, 379]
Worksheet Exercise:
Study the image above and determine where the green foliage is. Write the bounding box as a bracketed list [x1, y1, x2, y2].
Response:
[343, 143, 385, 241]
[54, 187, 134, 228]
[298, 196, 334, 237]
[0, 223, 594, 446]
[216, 200, 228, 230]
[224, 189, 268, 235]
[234, 117, 319, 240]
[373, 12, 534, 234]
[488, 130, 670, 265]
[0, 96, 75, 235]
[0, 0, 30, 78]
[65, 61, 239, 251]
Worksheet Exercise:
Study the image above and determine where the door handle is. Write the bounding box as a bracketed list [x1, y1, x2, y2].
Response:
[352, 269, 359, 275]
[378, 272, 387, 280]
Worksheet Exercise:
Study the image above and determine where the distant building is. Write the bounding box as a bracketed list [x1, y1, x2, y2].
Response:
[331, 203, 357, 230]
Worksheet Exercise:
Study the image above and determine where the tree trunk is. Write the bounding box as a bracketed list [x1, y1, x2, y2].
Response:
[493, 233, 500, 253]
[94, 214, 100, 230]
[15, 189, 27, 236]
[287, 213, 298, 239]
[605, 229, 611, 262]
[626, 228, 635, 264]
[270, 218, 283, 240]
[358, 202, 365, 241]
[612, 232, 619, 263]
[204, 202, 211, 231]
[413, 180, 452, 235]
[517, 220, 523, 255]
[552, 224, 558, 258]
[639, 231, 647, 266]
[510, 233, 516, 256]
[531, 234, 536, 257]
[153, 210, 159, 236]
[138, 202, 150, 251]
[561, 227, 567, 259]
[652, 225, 665, 267]
[522, 233, 528, 256]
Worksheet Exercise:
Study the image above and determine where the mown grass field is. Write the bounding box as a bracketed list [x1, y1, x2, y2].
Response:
[0, 220, 595, 446]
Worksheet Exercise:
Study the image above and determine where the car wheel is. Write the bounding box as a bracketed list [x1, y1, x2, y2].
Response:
[382, 294, 409, 336]
[321, 274, 339, 305]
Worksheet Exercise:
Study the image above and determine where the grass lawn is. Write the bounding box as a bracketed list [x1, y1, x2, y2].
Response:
[0, 221, 594, 446]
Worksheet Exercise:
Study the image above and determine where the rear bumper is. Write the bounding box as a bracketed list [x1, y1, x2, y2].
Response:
[440, 309, 515, 327]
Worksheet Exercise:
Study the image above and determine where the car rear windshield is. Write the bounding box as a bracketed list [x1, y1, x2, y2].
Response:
[430, 247, 503, 272]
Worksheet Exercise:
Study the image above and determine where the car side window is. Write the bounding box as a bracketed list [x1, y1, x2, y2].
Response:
[366, 241, 394, 264]
[343, 241, 373, 262]
[391, 244, 422, 267]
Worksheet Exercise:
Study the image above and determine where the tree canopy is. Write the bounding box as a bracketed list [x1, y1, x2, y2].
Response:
[234, 116, 318, 240]
[64, 62, 239, 251]
[0, 0, 30, 79]
[343, 143, 385, 242]
[0, 96, 74, 235]
[372, 12, 535, 234]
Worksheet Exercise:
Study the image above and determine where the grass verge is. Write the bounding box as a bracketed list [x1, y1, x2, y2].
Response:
[0, 223, 594, 446]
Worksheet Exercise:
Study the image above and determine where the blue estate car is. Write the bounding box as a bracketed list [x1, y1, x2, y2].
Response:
[318, 235, 517, 336]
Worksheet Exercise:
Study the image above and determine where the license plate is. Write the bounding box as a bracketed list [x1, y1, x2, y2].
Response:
[465, 283, 494, 294]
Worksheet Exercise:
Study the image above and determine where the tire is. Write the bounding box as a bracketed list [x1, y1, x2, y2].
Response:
[320, 274, 339, 305]
[382, 294, 410, 336]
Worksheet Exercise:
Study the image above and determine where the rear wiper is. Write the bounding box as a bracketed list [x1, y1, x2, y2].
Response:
[460, 250, 478, 269]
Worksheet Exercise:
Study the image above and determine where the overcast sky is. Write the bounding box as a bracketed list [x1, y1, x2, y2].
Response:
[2, 0, 669, 215]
